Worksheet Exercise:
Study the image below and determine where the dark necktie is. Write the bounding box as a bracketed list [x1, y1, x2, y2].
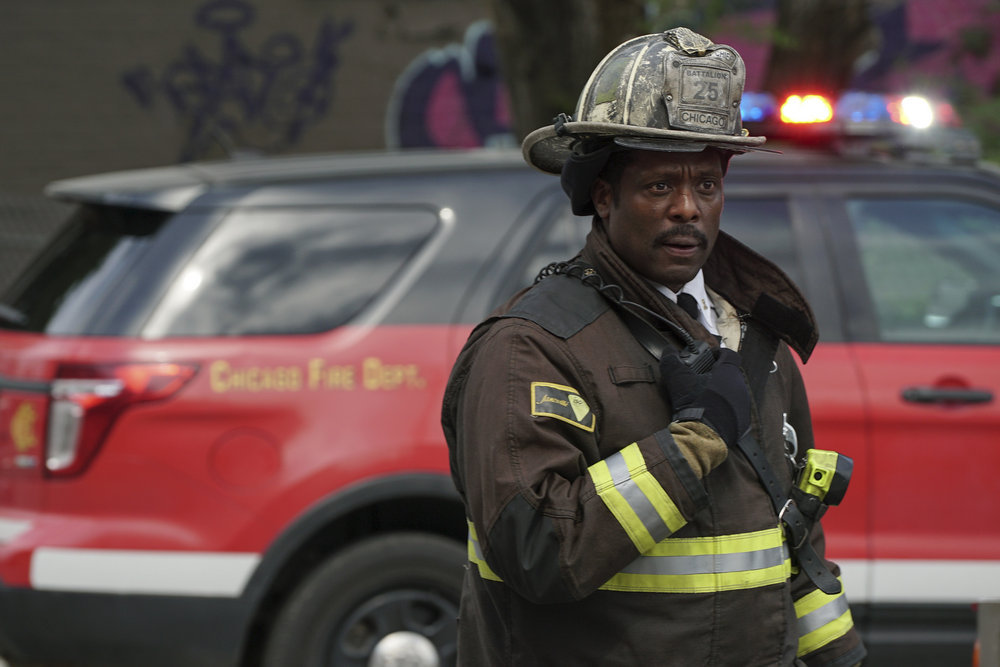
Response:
[677, 292, 700, 322]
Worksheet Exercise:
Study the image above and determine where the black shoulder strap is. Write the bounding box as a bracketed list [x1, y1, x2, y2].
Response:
[501, 273, 609, 339]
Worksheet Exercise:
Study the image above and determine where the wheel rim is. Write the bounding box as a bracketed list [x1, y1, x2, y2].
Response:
[369, 631, 440, 667]
[328, 588, 458, 666]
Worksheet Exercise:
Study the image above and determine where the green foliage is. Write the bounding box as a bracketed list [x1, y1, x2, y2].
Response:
[642, 0, 763, 34]
[951, 20, 1000, 164]
[959, 96, 1000, 164]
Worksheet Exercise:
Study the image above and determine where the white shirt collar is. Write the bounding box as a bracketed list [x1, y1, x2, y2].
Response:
[653, 269, 719, 335]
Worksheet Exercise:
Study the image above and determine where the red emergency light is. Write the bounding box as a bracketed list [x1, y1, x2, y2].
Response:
[779, 94, 835, 124]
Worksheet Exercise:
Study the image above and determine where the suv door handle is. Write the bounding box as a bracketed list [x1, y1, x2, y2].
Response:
[901, 386, 994, 405]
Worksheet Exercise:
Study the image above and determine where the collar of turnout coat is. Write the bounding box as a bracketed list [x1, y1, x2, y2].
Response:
[579, 217, 818, 363]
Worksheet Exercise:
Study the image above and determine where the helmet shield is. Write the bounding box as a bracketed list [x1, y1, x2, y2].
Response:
[523, 27, 767, 175]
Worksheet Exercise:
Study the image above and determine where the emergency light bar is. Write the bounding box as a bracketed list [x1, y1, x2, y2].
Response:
[740, 91, 981, 163]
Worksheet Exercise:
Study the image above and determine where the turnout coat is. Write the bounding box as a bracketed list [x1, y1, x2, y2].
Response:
[442, 219, 866, 666]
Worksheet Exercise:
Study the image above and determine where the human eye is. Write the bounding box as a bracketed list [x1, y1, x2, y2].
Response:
[698, 178, 719, 193]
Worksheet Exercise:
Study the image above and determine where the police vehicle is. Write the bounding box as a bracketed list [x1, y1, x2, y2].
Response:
[0, 92, 997, 666]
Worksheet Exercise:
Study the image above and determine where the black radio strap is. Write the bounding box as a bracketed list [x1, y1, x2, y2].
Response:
[738, 320, 842, 595]
[618, 291, 843, 594]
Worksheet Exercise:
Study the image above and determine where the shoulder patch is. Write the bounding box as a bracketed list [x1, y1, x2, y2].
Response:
[531, 382, 595, 432]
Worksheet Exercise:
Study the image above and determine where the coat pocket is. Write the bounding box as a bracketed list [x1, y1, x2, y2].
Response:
[608, 364, 655, 385]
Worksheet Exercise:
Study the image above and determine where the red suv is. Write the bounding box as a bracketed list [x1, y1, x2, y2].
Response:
[1, 99, 999, 666]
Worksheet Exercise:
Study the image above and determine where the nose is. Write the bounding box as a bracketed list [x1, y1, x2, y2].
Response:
[667, 186, 699, 222]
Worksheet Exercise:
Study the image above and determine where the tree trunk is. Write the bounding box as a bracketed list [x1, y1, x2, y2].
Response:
[488, 0, 645, 141]
[763, 0, 875, 97]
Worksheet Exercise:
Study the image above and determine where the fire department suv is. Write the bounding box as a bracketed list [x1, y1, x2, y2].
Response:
[1, 93, 999, 666]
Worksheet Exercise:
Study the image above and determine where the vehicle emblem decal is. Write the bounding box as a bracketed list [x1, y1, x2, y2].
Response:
[11, 402, 38, 452]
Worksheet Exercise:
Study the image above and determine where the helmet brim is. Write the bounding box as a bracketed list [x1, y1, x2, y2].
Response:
[522, 120, 770, 174]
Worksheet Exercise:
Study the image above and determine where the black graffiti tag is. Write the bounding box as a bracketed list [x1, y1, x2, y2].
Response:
[121, 0, 353, 161]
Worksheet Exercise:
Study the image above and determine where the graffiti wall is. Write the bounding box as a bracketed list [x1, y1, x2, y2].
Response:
[2, 0, 997, 294]
[120, 0, 354, 162]
[853, 0, 1000, 94]
[0, 0, 492, 197]
[384, 20, 512, 150]
[2, 0, 999, 194]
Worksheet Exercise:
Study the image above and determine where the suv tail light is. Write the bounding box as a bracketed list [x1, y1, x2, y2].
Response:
[47, 362, 198, 477]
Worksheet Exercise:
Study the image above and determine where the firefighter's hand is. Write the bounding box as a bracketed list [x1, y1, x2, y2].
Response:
[659, 348, 751, 449]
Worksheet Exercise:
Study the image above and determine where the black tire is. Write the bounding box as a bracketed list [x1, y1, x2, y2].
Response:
[261, 532, 466, 667]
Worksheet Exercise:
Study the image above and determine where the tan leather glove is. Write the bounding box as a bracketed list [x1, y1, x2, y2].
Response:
[668, 421, 728, 478]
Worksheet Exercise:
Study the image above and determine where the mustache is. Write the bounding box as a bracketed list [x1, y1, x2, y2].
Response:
[653, 225, 708, 246]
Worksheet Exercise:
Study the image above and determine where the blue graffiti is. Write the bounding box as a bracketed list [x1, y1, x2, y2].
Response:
[122, 0, 353, 161]
[386, 21, 513, 150]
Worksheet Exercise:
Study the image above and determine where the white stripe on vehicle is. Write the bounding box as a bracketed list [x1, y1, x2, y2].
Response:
[838, 558, 1000, 604]
[21, 547, 1000, 604]
[31, 548, 260, 597]
[0, 518, 31, 543]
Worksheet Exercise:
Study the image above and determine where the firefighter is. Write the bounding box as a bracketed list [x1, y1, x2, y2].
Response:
[442, 27, 866, 666]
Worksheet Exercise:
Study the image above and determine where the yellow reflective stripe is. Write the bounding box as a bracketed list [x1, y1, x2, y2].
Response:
[795, 577, 854, 656]
[620, 444, 687, 535]
[588, 443, 686, 553]
[643, 526, 784, 557]
[466, 520, 502, 582]
[601, 562, 790, 593]
[599, 526, 791, 593]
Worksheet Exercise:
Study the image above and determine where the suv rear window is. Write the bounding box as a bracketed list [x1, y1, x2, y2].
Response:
[0, 204, 171, 334]
[143, 207, 439, 337]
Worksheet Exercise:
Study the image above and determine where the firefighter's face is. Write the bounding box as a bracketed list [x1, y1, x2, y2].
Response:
[592, 149, 724, 293]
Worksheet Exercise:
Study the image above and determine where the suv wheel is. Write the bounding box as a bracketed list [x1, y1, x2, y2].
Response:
[262, 532, 465, 667]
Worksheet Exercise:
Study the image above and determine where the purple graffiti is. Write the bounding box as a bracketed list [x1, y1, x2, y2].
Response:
[386, 21, 513, 149]
[856, 0, 1000, 95]
[121, 0, 353, 161]
[713, 0, 1000, 97]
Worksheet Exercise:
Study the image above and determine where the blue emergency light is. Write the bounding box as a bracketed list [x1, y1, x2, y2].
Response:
[740, 91, 980, 163]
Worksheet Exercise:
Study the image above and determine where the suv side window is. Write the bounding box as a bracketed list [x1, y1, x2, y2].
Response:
[723, 198, 802, 288]
[145, 207, 438, 337]
[847, 198, 1000, 344]
[515, 210, 589, 288]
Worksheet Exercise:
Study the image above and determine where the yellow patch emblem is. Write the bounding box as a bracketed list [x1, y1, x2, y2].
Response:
[569, 394, 590, 421]
[531, 382, 595, 432]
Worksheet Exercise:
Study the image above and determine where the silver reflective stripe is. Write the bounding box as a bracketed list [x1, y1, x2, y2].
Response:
[470, 532, 486, 562]
[620, 544, 789, 576]
[798, 593, 850, 636]
[467, 522, 503, 582]
[605, 451, 672, 542]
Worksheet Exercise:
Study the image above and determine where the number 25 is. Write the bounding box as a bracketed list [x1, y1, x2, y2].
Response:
[693, 81, 719, 102]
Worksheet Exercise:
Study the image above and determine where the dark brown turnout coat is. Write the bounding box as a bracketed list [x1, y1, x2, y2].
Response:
[442, 220, 865, 666]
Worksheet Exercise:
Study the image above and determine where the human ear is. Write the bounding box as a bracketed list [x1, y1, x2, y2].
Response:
[592, 178, 612, 220]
